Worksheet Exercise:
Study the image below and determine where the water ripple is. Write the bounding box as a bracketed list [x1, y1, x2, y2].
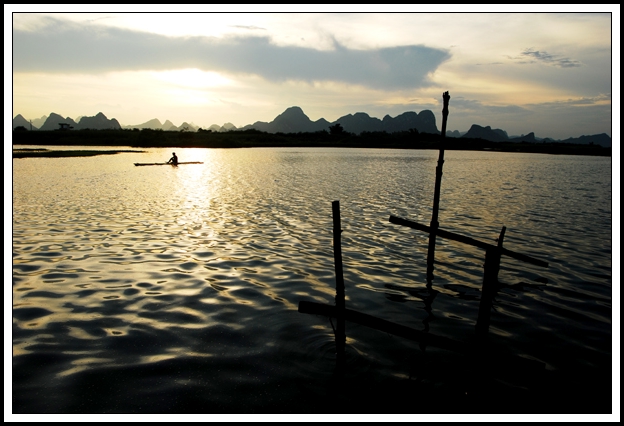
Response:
[12, 148, 612, 413]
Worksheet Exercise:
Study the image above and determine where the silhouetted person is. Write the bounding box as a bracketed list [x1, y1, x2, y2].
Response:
[167, 152, 178, 165]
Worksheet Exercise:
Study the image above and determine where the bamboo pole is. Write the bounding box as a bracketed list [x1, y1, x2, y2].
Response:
[427, 91, 450, 283]
[475, 226, 506, 338]
[299, 301, 465, 354]
[298, 300, 544, 371]
[389, 215, 548, 268]
[332, 201, 346, 369]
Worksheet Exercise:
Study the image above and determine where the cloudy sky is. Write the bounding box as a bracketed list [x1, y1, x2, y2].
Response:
[7, 7, 619, 140]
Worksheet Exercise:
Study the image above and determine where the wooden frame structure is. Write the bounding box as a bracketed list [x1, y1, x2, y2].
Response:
[297, 92, 549, 372]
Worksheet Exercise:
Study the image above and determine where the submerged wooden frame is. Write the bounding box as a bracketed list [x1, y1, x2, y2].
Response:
[297, 92, 549, 373]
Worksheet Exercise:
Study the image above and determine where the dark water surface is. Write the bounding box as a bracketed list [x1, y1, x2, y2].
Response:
[11, 147, 614, 415]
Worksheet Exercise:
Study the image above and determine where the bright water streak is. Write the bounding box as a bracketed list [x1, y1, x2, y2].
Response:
[12, 147, 612, 413]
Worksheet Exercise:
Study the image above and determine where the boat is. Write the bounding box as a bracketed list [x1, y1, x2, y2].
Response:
[134, 162, 204, 166]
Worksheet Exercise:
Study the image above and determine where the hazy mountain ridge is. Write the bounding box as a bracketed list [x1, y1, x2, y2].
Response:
[77, 112, 121, 130]
[31, 115, 48, 129]
[12, 114, 38, 130]
[127, 118, 163, 130]
[13, 107, 611, 147]
[240, 106, 330, 133]
[25, 112, 121, 131]
[462, 124, 509, 142]
[238, 107, 439, 135]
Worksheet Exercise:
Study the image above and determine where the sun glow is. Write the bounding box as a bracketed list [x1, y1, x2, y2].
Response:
[153, 69, 233, 89]
[152, 69, 235, 108]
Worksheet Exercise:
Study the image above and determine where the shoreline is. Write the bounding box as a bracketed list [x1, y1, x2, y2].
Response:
[13, 129, 612, 157]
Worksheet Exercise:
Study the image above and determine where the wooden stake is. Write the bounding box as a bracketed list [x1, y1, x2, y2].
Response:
[332, 201, 346, 368]
[427, 91, 450, 283]
[475, 226, 506, 338]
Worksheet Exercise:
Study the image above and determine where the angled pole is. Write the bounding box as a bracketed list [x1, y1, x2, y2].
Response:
[427, 91, 450, 284]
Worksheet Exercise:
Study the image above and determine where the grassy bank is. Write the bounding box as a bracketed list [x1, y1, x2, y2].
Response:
[13, 148, 145, 158]
[12, 129, 611, 157]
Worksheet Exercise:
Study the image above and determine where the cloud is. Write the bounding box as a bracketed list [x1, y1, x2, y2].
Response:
[84, 16, 115, 23]
[527, 93, 612, 108]
[509, 48, 583, 68]
[448, 97, 531, 116]
[229, 25, 266, 31]
[13, 16, 451, 91]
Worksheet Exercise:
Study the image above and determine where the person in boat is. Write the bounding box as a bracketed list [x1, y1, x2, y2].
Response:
[167, 152, 178, 165]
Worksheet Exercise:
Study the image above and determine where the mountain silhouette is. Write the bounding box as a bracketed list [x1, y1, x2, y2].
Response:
[333, 112, 383, 133]
[383, 111, 438, 134]
[162, 120, 178, 131]
[125, 118, 164, 130]
[178, 122, 197, 131]
[13, 108, 612, 147]
[446, 130, 464, 138]
[38, 113, 78, 130]
[561, 133, 611, 147]
[12, 114, 38, 130]
[509, 132, 536, 143]
[205, 122, 238, 132]
[240, 106, 439, 135]
[458, 125, 611, 147]
[31, 115, 48, 129]
[241, 106, 330, 133]
[462, 124, 508, 142]
[123, 118, 221, 132]
[36, 112, 120, 130]
[76, 112, 121, 130]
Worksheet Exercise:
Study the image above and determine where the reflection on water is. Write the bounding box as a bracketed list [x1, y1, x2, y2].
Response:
[12, 147, 612, 413]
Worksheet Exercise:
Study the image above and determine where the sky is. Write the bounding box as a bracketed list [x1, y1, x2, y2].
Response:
[7, 6, 620, 140]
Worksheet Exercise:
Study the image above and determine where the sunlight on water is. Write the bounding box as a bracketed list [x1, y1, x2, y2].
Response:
[12, 147, 612, 413]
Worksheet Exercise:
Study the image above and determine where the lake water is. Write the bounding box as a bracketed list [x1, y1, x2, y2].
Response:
[11, 146, 614, 415]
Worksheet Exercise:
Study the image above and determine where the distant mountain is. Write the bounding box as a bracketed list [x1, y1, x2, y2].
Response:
[12, 114, 38, 130]
[381, 111, 438, 134]
[240, 106, 439, 135]
[76, 112, 121, 130]
[122, 119, 214, 131]
[13, 108, 612, 147]
[31, 115, 48, 129]
[241, 106, 330, 133]
[124, 118, 164, 130]
[333, 112, 382, 133]
[178, 122, 197, 132]
[35, 112, 120, 130]
[162, 120, 178, 131]
[203, 122, 237, 132]
[272, 106, 331, 133]
[460, 125, 611, 147]
[124, 118, 205, 131]
[509, 132, 536, 143]
[558, 133, 611, 147]
[39, 113, 78, 131]
[462, 124, 508, 142]
[122, 118, 196, 131]
[446, 130, 465, 138]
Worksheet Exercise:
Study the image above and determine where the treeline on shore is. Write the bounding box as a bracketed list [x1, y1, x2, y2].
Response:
[12, 128, 611, 157]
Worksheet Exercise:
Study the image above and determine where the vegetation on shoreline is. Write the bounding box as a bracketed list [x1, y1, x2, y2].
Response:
[12, 148, 145, 158]
[12, 128, 611, 157]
